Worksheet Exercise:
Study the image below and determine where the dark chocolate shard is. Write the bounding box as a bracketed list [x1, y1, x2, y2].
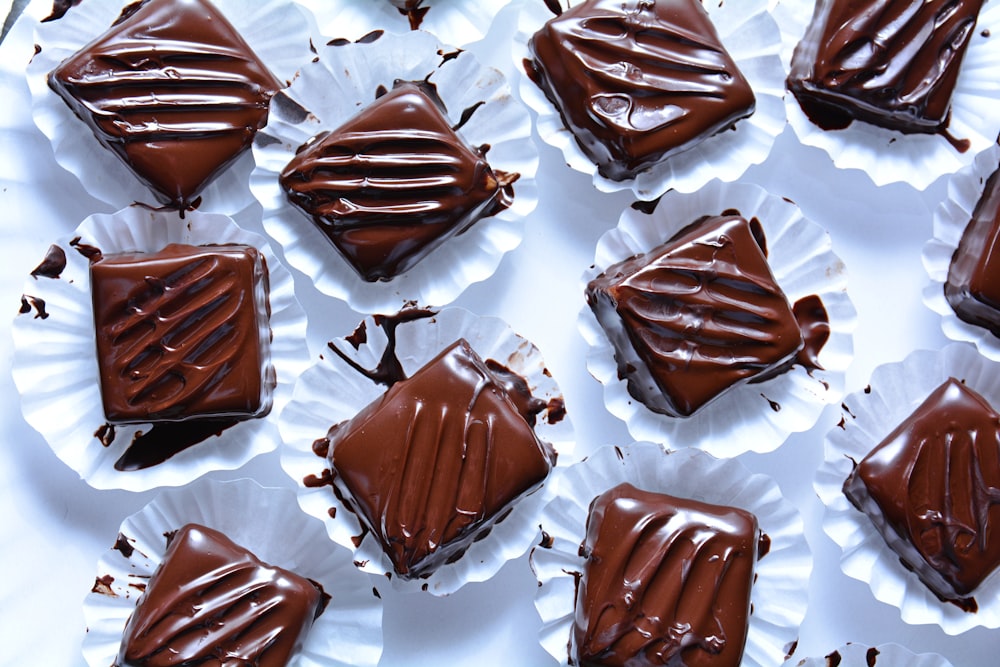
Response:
[279, 80, 513, 282]
[328, 339, 555, 579]
[573, 483, 758, 667]
[585, 215, 803, 417]
[526, 0, 755, 181]
[47, 0, 283, 207]
[787, 0, 984, 135]
[844, 378, 1000, 607]
[117, 524, 323, 667]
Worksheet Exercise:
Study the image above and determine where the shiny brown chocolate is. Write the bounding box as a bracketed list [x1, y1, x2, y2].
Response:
[279, 81, 513, 282]
[586, 215, 804, 417]
[328, 338, 556, 579]
[48, 0, 282, 207]
[90, 243, 271, 424]
[946, 162, 1000, 336]
[844, 378, 1000, 608]
[525, 0, 755, 181]
[787, 0, 984, 134]
[573, 483, 757, 667]
[117, 524, 323, 667]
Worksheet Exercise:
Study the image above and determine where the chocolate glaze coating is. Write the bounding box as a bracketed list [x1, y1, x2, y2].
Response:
[328, 338, 556, 579]
[48, 0, 282, 207]
[586, 215, 803, 417]
[946, 162, 1000, 336]
[573, 483, 758, 667]
[90, 243, 271, 424]
[117, 524, 323, 667]
[787, 0, 984, 134]
[280, 81, 513, 282]
[844, 378, 1000, 607]
[525, 0, 755, 181]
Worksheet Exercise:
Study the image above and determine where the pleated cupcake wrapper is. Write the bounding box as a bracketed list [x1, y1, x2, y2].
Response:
[578, 179, 856, 457]
[513, 0, 787, 200]
[817, 343, 1000, 633]
[26, 0, 320, 212]
[531, 443, 811, 667]
[923, 142, 1000, 360]
[81, 478, 384, 667]
[311, 0, 513, 47]
[251, 29, 537, 314]
[786, 642, 954, 667]
[11, 207, 310, 491]
[279, 306, 575, 596]
[776, 0, 1000, 189]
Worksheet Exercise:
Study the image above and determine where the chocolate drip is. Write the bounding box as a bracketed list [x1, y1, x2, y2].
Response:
[793, 294, 831, 371]
[18, 295, 48, 320]
[327, 308, 437, 388]
[30, 244, 67, 279]
[114, 418, 240, 471]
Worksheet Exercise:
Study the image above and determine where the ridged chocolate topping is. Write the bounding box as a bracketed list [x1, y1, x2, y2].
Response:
[90, 243, 271, 424]
[586, 215, 804, 417]
[48, 0, 283, 207]
[573, 483, 758, 667]
[525, 0, 755, 181]
[329, 338, 555, 579]
[280, 80, 513, 282]
[787, 0, 984, 134]
[117, 524, 323, 667]
[844, 378, 1000, 608]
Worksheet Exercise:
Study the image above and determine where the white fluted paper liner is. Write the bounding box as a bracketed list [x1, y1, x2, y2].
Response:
[26, 0, 319, 212]
[251, 30, 537, 313]
[81, 478, 383, 667]
[10, 207, 310, 492]
[817, 343, 1000, 633]
[923, 142, 1000, 359]
[786, 642, 953, 667]
[279, 306, 575, 596]
[530, 443, 810, 667]
[579, 180, 856, 456]
[311, 0, 512, 47]
[514, 0, 786, 200]
[777, 0, 1000, 190]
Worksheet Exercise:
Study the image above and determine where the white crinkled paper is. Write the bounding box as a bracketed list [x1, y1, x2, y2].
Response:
[787, 642, 954, 667]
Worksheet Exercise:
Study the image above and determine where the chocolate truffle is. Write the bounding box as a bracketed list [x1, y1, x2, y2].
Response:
[117, 523, 323, 667]
[787, 0, 984, 134]
[48, 0, 283, 207]
[90, 243, 271, 424]
[328, 338, 556, 579]
[946, 162, 1000, 336]
[279, 81, 513, 282]
[573, 483, 758, 667]
[844, 378, 1000, 606]
[525, 0, 755, 181]
[585, 214, 803, 417]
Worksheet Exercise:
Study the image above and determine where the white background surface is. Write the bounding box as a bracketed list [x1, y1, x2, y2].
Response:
[0, 0, 992, 665]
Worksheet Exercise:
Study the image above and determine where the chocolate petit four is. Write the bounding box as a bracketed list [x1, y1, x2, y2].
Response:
[787, 0, 984, 134]
[328, 338, 555, 579]
[586, 214, 803, 417]
[573, 483, 758, 667]
[844, 378, 1000, 608]
[90, 243, 271, 424]
[279, 80, 513, 282]
[946, 163, 1000, 336]
[117, 523, 324, 667]
[48, 0, 283, 207]
[525, 0, 755, 181]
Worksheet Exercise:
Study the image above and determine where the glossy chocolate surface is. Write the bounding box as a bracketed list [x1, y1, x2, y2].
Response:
[844, 378, 1000, 607]
[573, 483, 757, 667]
[946, 162, 1000, 336]
[586, 214, 804, 417]
[48, 0, 282, 207]
[117, 524, 323, 667]
[328, 338, 556, 579]
[787, 0, 984, 134]
[525, 0, 755, 181]
[280, 81, 513, 282]
[90, 243, 271, 424]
